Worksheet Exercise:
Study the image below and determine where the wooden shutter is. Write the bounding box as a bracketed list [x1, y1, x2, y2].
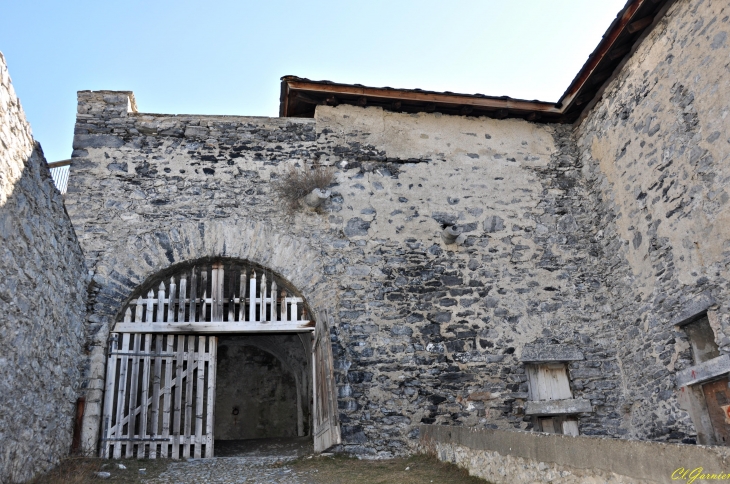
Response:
[312, 314, 341, 452]
[527, 363, 572, 401]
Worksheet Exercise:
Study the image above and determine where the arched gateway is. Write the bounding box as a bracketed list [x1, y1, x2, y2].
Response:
[100, 259, 339, 459]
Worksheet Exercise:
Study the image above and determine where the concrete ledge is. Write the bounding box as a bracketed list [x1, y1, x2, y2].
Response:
[519, 344, 584, 362]
[670, 291, 715, 326]
[419, 425, 730, 484]
[524, 398, 592, 416]
[676, 354, 730, 387]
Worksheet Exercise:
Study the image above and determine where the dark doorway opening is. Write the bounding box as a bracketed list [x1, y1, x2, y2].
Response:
[214, 334, 311, 456]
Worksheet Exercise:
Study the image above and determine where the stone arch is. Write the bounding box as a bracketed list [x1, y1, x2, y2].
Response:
[80, 219, 336, 451]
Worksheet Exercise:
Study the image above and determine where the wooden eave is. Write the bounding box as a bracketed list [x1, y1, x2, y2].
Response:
[279, 0, 672, 124]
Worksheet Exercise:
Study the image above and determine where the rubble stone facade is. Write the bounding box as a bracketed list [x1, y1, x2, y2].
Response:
[0, 53, 88, 483]
[1, 0, 729, 478]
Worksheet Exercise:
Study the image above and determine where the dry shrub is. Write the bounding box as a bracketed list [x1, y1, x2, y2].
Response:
[273, 164, 335, 213]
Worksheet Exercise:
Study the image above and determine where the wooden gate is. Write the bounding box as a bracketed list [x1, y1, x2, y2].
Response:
[312, 312, 341, 452]
[101, 334, 217, 459]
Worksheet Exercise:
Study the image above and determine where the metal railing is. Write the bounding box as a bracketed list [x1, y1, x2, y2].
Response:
[47, 160, 71, 195]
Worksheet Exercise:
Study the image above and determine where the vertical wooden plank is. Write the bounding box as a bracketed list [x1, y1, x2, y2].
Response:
[537, 366, 550, 401]
[145, 290, 154, 324]
[125, 333, 141, 458]
[259, 272, 267, 322]
[238, 271, 246, 322]
[249, 271, 256, 323]
[189, 268, 198, 324]
[216, 264, 225, 321]
[113, 333, 131, 459]
[178, 275, 187, 323]
[291, 297, 298, 322]
[135, 296, 143, 324]
[167, 277, 177, 323]
[205, 337, 217, 457]
[157, 282, 166, 323]
[562, 419, 579, 436]
[101, 334, 119, 458]
[150, 334, 163, 458]
[200, 269, 208, 322]
[172, 335, 184, 459]
[161, 334, 174, 459]
[183, 335, 195, 458]
[227, 269, 235, 322]
[194, 336, 205, 458]
[526, 366, 539, 401]
[271, 281, 278, 322]
[124, 308, 131, 323]
[211, 264, 220, 322]
[138, 333, 152, 458]
[280, 290, 288, 321]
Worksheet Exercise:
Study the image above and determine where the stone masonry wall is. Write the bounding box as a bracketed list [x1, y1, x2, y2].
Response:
[68, 91, 627, 455]
[576, 0, 730, 442]
[0, 52, 88, 482]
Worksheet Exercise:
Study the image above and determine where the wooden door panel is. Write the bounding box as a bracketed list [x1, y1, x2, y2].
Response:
[702, 378, 730, 446]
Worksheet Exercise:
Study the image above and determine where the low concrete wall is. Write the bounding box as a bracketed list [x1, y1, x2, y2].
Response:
[419, 425, 730, 484]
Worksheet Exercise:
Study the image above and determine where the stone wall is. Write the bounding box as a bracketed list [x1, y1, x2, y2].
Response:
[576, 0, 730, 441]
[68, 91, 624, 455]
[0, 52, 88, 482]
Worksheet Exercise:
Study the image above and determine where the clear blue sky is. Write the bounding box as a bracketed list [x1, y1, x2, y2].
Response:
[1, 0, 626, 162]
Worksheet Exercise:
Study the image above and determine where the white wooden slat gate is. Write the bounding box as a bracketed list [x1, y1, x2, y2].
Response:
[101, 333, 217, 459]
[312, 312, 341, 452]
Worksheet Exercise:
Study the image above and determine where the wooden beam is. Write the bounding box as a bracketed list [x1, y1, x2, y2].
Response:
[285, 79, 561, 113]
[113, 321, 315, 333]
[627, 16, 654, 33]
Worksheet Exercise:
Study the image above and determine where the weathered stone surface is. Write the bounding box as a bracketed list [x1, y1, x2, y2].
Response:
[0, 52, 88, 483]
[676, 355, 730, 388]
[576, 0, 730, 442]
[520, 344, 584, 363]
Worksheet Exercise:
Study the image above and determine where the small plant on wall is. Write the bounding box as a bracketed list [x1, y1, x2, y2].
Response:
[273, 164, 335, 213]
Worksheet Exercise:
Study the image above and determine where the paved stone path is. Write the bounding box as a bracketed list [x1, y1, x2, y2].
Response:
[143, 456, 310, 484]
[143, 438, 316, 484]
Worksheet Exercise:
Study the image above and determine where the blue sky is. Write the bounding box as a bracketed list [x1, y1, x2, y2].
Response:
[1, 0, 626, 162]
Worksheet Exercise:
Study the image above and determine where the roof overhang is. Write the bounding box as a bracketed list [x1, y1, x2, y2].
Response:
[280, 0, 673, 124]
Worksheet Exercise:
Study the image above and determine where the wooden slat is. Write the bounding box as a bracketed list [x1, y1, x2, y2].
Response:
[135, 296, 143, 323]
[238, 272, 246, 322]
[249, 272, 256, 323]
[167, 278, 176, 323]
[157, 282, 165, 323]
[200, 269, 208, 323]
[205, 337, 217, 457]
[149, 335, 163, 458]
[189, 269, 198, 324]
[216, 265, 224, 321]
[271, 282, 278, 322]
[259, 273, 267, 322]
[194, 337, 205, 458]
[101, 334, 119, 458]
[145, 290, 154, 324]
[161, 334, 174, 458]
[562, 419, 579, 436]
[211, 264, 221, 322]
[227, 269, 235, 322]
[113, 333, 131, 459]
[114, 321, 314, 333]
[172, 335, 183, 459]
[178, 275, 187, 323]
[183, 335, 195, 458]
[125, 334, 141, 458]
[137, 334, 152, 458]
